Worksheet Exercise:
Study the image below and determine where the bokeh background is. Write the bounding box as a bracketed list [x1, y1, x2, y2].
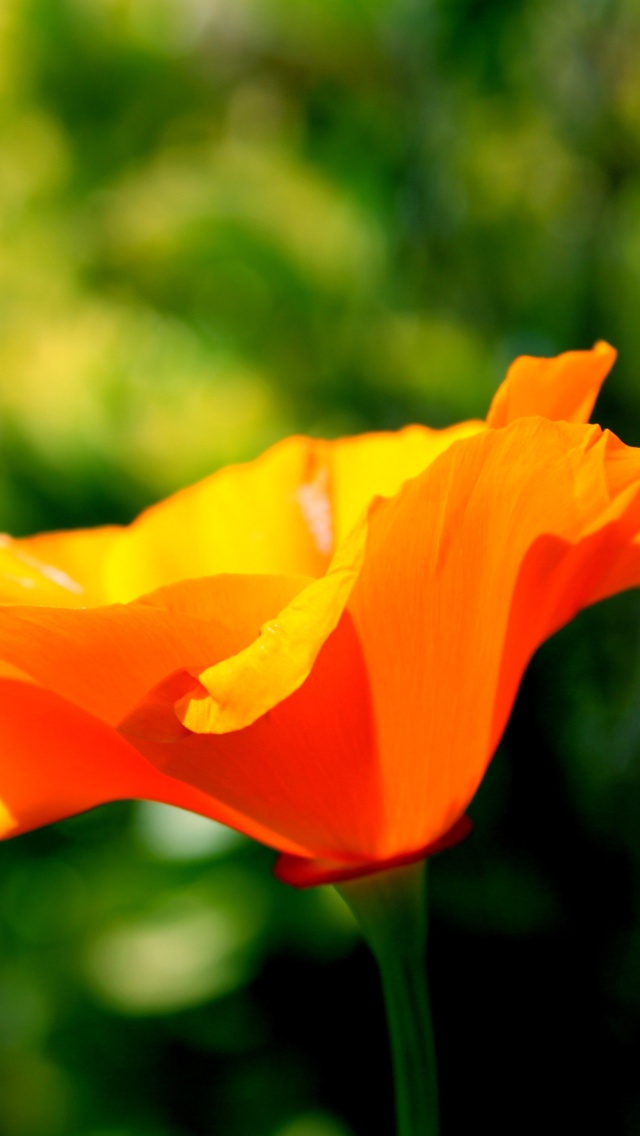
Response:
[1, 0, 640, 1133]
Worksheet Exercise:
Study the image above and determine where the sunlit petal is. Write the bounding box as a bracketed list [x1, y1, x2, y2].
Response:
[177, 517, 366, 733]
[104, 436, 333, 602]
[330, 421, 485, 545]
[486, 341, 616, 428]
[0, 528, 121, 607]
[343, 417, 640, 861]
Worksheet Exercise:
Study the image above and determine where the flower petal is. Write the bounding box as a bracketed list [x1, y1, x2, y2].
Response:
[486, 341, 616, 428]
[0, 575, 310, 725]
[104, 436, 334, 603]
[177, 517, 367, 734]
[329, 421, 485, 546]
[0, 528, 121, 607]
[120, 612, 379, 861]
[0, 677, 316, 853]
[344, 416, 640, 862]
[2, 424, 486, 612]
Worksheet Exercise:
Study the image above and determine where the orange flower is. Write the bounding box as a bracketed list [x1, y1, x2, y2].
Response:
[1, 341, 639, 885]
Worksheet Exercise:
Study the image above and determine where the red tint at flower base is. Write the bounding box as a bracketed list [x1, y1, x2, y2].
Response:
[1, 341, 640, 886]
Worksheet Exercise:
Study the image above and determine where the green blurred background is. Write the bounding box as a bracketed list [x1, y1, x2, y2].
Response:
[1, 0, 640, 1132]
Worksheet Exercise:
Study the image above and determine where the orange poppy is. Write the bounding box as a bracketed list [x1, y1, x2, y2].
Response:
[0, 341, 638, 886]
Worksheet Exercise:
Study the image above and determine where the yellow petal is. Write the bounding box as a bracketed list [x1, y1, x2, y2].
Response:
[0, 528, 121, 607]
[177, 518, 367, 733]
[329, 420, 485, 546]
[104, 436, 333, 603]
[1, 424, 487, 611]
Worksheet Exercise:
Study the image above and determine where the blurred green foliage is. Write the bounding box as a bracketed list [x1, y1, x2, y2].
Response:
[1, 0, 640, 1132]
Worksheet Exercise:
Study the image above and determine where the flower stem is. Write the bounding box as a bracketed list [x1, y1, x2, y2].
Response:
[337, 861, 438, 1136]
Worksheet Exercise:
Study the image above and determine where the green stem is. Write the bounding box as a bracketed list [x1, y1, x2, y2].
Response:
[337, 861, 438, 1136]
